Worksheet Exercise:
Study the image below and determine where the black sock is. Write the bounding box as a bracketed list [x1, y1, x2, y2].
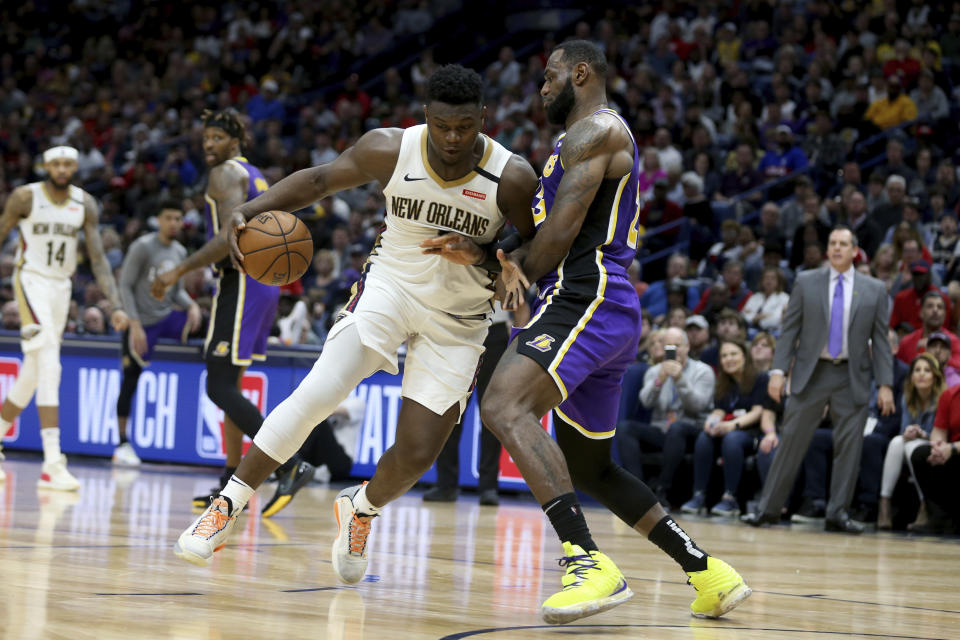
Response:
[117, 426, 129, 445]
[648, 515, 709, 573]
[543, 493, 597, 552]
[218, 466, 237, 489]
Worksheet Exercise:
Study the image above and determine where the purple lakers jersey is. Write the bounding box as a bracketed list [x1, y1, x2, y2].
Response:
[531, 109, 642, 299]
[204, 156, 269, 270]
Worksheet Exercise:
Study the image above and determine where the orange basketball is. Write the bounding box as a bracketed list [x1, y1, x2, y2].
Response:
[237, 211, 313, 286]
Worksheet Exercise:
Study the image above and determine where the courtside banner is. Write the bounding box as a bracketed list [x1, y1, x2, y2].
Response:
[0, 337, 528, 489]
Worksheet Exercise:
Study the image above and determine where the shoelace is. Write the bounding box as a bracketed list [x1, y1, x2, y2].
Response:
[194, 501, 230, 539]
[557, 552, 599, 589]
[348, 515, 372, 555]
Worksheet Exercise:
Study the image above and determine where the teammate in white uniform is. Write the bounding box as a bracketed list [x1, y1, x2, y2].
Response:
[174, 65, 535, 564]
[0, 146, 128, 488]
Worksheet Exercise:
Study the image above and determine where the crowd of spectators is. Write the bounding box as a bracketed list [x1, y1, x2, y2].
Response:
[3, 2, 960, 531]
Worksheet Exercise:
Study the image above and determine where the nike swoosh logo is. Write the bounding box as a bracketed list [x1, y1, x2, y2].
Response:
[404, 174, 427, 181]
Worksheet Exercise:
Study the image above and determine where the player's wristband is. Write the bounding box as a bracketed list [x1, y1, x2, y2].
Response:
[497, 232, 524, 254]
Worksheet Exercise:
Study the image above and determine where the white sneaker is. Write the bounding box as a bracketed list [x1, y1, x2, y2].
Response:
[112, 442, 141, 467]
[331, 485, 376, 584]
[174, 496, 240, 566]
[37, 455, 80, 491]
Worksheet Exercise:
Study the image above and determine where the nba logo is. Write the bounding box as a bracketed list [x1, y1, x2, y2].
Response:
[195, 370, 268, 459]
[0, 357, 20, 441]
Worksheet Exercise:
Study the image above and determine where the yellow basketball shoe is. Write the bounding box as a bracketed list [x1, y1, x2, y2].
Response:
[686, 556, 752, 618]
[541, 542, 634, 624]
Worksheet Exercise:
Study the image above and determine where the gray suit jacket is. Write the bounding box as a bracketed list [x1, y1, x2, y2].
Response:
[773, 267, 893, 405]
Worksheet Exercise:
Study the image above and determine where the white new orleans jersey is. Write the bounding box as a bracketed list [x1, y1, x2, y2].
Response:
[374, 125, 512, 317]
[17, 182, 85, 279]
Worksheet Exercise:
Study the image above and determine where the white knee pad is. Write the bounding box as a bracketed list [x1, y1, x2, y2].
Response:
[254, 321, 387, 463]
[35, 345, 61, 406]
[6, 351, 39, 407]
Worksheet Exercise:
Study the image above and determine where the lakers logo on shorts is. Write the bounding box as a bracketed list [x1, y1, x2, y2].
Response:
[525, 334, 555, 353]
[213, 341, 230, 357]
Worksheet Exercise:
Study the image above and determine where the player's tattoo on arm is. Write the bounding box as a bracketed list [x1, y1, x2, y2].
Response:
[84, 194, 122, 309]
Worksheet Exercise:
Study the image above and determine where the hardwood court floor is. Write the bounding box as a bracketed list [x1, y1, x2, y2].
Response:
[0, 454, 957, 640]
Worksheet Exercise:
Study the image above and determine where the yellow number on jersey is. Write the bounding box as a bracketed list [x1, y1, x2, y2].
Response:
[532, 183, 547, 227]
[254, 177, 268, 194]
[542, 153, 558, 178]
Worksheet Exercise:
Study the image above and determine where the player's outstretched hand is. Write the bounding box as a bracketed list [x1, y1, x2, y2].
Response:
[227, 210, 247, 271]
[419, 232, 485, 265]
[151, 270, 178, 300]
[110, 309, 130, 332]
[497, 249, 530, 311]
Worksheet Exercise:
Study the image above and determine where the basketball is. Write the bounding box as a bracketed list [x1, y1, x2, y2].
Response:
[237, 211, 313, 286]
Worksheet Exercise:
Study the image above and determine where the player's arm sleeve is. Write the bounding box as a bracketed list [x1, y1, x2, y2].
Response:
[119, 240, 147, 323]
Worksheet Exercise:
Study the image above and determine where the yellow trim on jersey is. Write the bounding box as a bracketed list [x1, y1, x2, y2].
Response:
[606, 174, 629, 244]
[203, 278, 221, 354]
[556, 407, 616, 440]
[419, 128, 494, 188]
[41, 183, 72, 208]
[232, 273, 249, 366]
[205, 194, 220, 235]
[546, 248, 609, 401]
[13, 269, 37, 326]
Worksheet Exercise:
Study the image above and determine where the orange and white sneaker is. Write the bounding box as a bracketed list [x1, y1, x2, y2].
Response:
[174, 496, 240, 566]
[37, 455, 80, 491]
[331, 485, 376, 583]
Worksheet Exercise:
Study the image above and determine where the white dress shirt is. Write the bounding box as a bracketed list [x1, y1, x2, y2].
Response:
[821, 266, 854, 360]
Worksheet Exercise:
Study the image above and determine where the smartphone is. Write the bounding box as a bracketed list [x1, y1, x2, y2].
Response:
[664, 345, 677, 360]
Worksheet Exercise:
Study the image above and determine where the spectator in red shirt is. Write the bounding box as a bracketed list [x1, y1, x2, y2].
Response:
[897, 292, 960, 370]
[692, 260, 752, 315]
[639, 178, 683, 235]
[889, 260, 954, 333]
[909, 384, 960, 533]
[882, 39, 923, 89]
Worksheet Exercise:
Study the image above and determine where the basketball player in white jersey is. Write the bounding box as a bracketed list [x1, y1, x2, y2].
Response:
[0, 146, 129, 488]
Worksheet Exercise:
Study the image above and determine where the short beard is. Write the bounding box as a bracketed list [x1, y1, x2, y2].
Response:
[546, 78, 576, 126]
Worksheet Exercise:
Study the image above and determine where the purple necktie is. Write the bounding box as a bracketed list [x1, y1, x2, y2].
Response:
[828, 274, 844, 358]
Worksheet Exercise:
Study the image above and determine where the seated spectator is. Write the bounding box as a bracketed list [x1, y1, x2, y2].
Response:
[716, 143, 763, 202]
[699, 308, 747, 370]
[909, 383, 960, 534]
[846, 191, 884, 259]
[699, 220, 742, 278]
[890, 264, 954, 334]
[883, 199, 931, 247]
[871, 175, 907, 233]
[737, 225, 763, 267]
[750, 332, 775, 372]
[693, 260, 752, 316]
[685, 314, 711, 361]
[910, 69, 949, 123]
[789, 201, 832, 269]
[638, 147, 667, 200]
[873, 139, 918, 185]
[780, 175, 831, 242]
[639, 253, 699, 321]
[639, 178, 684, 273]
[864, 75, 918, 130]
[636, 323, 663, 364]
[653, 126, 683, 174]
[890, 236, 938, 294]
[681, 339, 768, 517]
[933, 214, 959, 280]
[617, 327, 715, 502]
[876, 353, 944, 530]
[1, 300, 19, 330]
[741, 266, 789, 333]
[692, 150, 721, 200]
[925, 332, 960, 387]
[871, 244, 898, 292]
[745, 236, 791, 292]
[665, 305, 689, 329]
[802, 106, 847, 175]
[681, 171, 712, 230]
[754, 202, 784, 247]
[758, 125, 809, 183]
[82, 306, 107, 335]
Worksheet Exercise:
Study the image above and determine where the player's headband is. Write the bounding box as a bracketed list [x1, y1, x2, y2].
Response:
[43, 146, 79, 163]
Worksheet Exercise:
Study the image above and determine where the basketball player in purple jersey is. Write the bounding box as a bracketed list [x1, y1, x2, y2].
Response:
[440, 41, 753, 621]
[152, 110, 283, 508]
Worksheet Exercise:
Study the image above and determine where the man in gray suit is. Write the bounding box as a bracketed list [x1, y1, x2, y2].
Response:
[743, 227, 895, 533]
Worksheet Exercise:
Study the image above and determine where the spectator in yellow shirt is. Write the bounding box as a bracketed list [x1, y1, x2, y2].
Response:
[865, 75, 918, 130]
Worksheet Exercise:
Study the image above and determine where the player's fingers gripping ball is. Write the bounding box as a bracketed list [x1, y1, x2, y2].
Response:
[238, 211, 313, 286]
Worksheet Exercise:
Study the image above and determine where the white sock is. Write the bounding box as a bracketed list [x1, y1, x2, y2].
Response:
[219, 475, 255, 515]
[352, 484, 382, 516]
[40, 428, 62, 463]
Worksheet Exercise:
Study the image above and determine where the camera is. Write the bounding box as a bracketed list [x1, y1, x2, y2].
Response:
[664, 344, 677, 360]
